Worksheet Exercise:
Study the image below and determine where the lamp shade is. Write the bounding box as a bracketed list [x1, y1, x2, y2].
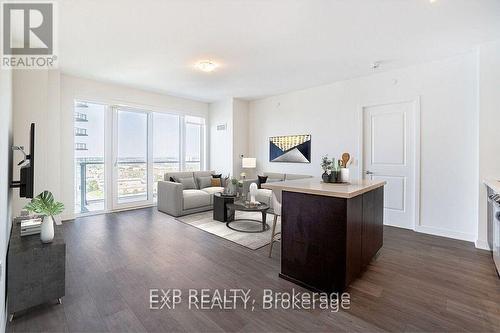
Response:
[242, 157, 256, 168]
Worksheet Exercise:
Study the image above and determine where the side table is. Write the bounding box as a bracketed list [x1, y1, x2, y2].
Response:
[213, 193, 236, 222]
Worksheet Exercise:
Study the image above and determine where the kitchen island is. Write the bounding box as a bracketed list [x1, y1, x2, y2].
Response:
[262, 178, 386, 294]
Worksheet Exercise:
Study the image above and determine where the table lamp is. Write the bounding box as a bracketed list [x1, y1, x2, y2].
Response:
[241, 157, 256, 179]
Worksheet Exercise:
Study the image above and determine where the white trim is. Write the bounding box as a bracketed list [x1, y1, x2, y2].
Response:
[475, 238, 492, 251]
[63, 204, 156, 221]
[358, 97, 421, 230]
[414, 97, 422, 228]
[415, 225, 476, 243]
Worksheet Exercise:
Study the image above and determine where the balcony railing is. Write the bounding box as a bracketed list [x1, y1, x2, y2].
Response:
[74, 112, 88, 122]
[75, 127, 88, 136]
[75, 160, 185, 213]
[75, 143, 88, 150]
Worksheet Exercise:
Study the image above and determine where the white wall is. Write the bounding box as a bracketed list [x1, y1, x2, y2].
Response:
[209, 98, 233, 176]
[477, 41, 500, 250]
[249, 53, 478, 242]
[0, 68, 13, 333]
[11, 70, 61, 218]
[208, 98, 250, 178]
[232, 99, 249, 177]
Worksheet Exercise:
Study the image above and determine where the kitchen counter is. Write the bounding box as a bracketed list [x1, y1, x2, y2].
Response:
[484, 179, 500, 193]
[263, 177, 386, 294]
[262, 177, 386, 198]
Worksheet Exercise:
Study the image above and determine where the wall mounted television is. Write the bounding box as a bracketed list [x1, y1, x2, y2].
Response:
[10, 123, 35, 198]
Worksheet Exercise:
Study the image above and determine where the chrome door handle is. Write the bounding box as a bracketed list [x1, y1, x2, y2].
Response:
[366, 170, 374, 175]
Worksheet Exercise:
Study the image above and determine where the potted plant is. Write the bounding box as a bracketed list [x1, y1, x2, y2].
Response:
[224, 177, 242, 196]
[24, 191, 64, 243]
[320, 155, 332, 182]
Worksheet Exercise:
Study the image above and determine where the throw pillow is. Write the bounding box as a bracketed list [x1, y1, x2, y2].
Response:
[176, 177, 197, 190]
[196, 176, 212, 189]
[212, 174, 222, 179]
[211, 178, 222, 187]
[169, 177, 176, 182]
[257, 175, 268, 189]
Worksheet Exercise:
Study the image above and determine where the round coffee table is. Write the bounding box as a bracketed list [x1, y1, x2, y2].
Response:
[226, 201, 270, 233]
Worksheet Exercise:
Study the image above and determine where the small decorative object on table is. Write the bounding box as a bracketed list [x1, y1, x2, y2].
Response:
[224, 177, 242, 196]
[320, 154, 351, 183]
[249, 182, 259, 203]
[320, 155, 332, 183]
[24, 190, 64, 243]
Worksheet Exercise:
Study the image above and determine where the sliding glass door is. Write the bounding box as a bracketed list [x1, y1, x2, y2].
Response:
[113, 108, 152, 208]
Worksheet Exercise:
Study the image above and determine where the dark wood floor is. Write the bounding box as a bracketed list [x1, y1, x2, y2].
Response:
[8, 207, 500, 332]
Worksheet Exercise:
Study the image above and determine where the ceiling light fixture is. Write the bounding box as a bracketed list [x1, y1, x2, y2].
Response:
[195, 60, 218, 72]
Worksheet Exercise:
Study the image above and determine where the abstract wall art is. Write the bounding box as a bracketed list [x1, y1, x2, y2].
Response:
[269, 134, 311, 163]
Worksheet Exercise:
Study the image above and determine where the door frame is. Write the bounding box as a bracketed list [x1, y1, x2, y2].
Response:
[111, 106, 154, 211]
[357, 96, 421, 230]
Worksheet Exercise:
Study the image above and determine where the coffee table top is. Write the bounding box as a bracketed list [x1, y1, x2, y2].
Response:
[227, 201, 269, 212]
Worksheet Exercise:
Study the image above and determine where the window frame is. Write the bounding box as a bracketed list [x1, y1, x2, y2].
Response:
[73, 98, 207, 216]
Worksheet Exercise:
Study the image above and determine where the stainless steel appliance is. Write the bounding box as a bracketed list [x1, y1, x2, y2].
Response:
[488, 193, 500, 275]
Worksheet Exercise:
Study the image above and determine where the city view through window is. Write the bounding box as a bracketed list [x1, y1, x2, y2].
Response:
[74, 101, 205, 214]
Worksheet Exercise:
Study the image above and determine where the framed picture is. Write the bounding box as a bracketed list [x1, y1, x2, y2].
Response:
[269, 134, 311, 163]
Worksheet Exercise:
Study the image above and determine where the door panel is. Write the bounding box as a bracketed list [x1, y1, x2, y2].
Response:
[363, 101, 415, 229]
[372, 175, 405, 211]
[371, 112, 406, 165]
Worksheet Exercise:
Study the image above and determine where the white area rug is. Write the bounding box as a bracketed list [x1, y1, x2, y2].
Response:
[176, 210, 280, 250]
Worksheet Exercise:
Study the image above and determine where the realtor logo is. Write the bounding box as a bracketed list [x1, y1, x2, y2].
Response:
[1, 1, 57, 68]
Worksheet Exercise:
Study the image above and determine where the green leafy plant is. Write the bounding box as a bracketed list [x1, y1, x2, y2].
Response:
[24, 191, 64, 217]
[321, 155, 332, 172]
[230, 178, 243, 187]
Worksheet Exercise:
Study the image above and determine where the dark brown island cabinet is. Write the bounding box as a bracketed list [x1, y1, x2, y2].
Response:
[262, 178, 385, 294]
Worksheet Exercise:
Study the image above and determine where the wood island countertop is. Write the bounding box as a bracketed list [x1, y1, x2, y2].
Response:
[261, 177, 386, 199]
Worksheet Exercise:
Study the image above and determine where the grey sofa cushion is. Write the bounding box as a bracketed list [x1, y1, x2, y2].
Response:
[196, 176, 212, 189]
[183, 190, 211, 210]
[176, 177, 197, 190]
[193, 171, 214, 178]
[165, 171, 193, 182]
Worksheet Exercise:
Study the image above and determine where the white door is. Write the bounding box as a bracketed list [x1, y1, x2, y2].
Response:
[363, 101, 417, 229]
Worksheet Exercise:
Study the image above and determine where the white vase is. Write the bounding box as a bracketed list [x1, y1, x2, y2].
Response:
[340, 168, 350, 183]
[249, 182, 258, 203]
[41, 215, 55, 243]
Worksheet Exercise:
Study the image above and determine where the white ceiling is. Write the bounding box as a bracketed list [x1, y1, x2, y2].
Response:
[58, 0, 500, 102]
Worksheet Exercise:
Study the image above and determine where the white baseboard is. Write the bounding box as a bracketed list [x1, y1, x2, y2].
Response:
[414, 225, 475, 242]
[475, 239, 492, 251]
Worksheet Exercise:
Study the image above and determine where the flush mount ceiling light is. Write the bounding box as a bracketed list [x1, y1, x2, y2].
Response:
[195, 60, 218, 72]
